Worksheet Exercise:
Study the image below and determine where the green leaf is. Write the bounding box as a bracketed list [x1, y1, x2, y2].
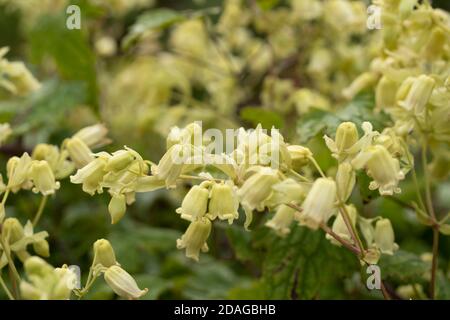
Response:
[437, 272, 450, 299]
[261, 224, 357, 299]
[296, 92, 391, 144]
[12, 80, 86, 135]
[28, 14, 98, 110]
[257, 0, 280, 10]
[378, 250, 429, 284]
[240, 107, 284, 130]
[123, 8, 185, 49]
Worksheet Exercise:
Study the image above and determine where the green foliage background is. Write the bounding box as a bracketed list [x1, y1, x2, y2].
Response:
[0, 0, 449, 300]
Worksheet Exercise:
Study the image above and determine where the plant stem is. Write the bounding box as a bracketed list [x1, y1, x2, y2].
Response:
[0, 273, 14, 300]
[32, 195, 48, 227]
[430, 227, 439, 299]
[338, 204, 365, 257]
[422, 139, 439, 299]
[1, 189, 9, 205]
[319, 222, 360, 255]
[308, 156, 326, 178]
[0, 237, 21, 284]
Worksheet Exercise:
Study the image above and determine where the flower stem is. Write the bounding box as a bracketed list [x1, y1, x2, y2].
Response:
[338, 204, 365, 257]
[0, 237, 21, 284]
[308, 156, 326, 178]
[0, 273, 14, 300]
[32, 195, 48, 227]
[430, 227, 439, 299]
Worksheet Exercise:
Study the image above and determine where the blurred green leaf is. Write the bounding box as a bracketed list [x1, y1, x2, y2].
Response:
[378, 250, 429, 284]
[297, 92, 391, 144]
[262, 224, 357, 299]
[257, 0, 280, 10]
[28, 14, 98, 110]
[12, 80, 86, 135]
[240, 107, 284, 130]
[123, 8, 185, 49]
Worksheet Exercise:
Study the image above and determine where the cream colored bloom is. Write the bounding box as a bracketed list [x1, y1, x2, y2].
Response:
[265, 204, 296, 237]
[151, 144, 190, 188]
[335, 162, 356, 202]
[176, 217, 212, 261]
[7, 152, 33, 193]
[93, 239, 118, 268]
[20, 257, 75, 300]
[104, 265, 148, 299]
[176, 183, 210, 221]
[296, 178, 336, 230]
[208, 182, 239, 224]
[65, 137, 94, 169]
[28, 160, 60, 196]
[352, 145, 405, 195]
[70, 156, 108, 195]
[108, 194, 127, 224]
[374, 218, 399, 255]
[397, 75, 435, 116]
[73, 123, 110, 149]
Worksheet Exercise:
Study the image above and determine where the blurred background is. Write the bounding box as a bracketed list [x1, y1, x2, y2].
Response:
[0, 0, 449, 299]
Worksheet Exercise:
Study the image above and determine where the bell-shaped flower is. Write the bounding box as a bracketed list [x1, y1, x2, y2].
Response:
[65, 137, 94, 169]
[7, 152, 33, 193]
[151, 144, 190, 188]
[176, 217, 212, 261]
[28, 160, 60, 196]
[93, 239, 118, 268]
[70, 155, 109, 195]
[374, 218, 399, 255]
[336, 162, 356, 202]
[108, 194, 127, 224]
[296, 178, 336, 230]
[20, 256, 76, 300]
[208, 182, 239, 224]
[287, 145, 312, 171]
[265, 204, 296, 237]
[104, 265, 148, 299]
[73, 124, 110, 149]
[397, 75, 435, 116]
[176, 182, 210, 221]
[352, 145, 405, 195]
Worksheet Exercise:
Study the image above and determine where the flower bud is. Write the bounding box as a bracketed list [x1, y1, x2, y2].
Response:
[208, 183, 238, 224]
[335, 122, 359, 153]
[296, 178, 336, 230]
[73, 124, 110, 149]
[265, 204, 296, 237]
[376, 76, 397, 110]
[7, 153, 32, 192]
[176, 184, 209, 221]
[108, 194, 127, 224]
[33, 239, 50, 257]
[104, 265, 148, 299]
[32, 144, 60, 169]
[151, 144, 188, 188]
[23, 256, 53, 278]
[374, 218, 398, 255]
[28, 160, 60, 196]
[287, 145, 312, 170]
[2, 217, 24, 244]
[362, 248, 381, 265]
[326, 205, 357, 246]
[70, 156, 108, 195]
[397, 75, 435, 115]
[423, 28, 446, 60]
[342, 72, 377, 100]
[66, 137, 94, 169]
[104, 150, 134, 172]
[336, 162, 355, 202]
[176, 217, 211, 261]
[93, 239, 117, 267]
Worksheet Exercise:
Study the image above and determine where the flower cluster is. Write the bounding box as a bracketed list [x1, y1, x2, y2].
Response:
[72, 121, 405, 263]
